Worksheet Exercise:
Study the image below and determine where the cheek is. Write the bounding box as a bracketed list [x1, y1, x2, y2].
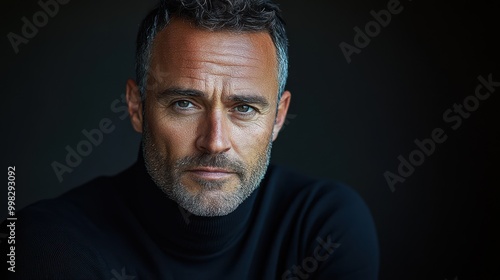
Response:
[231, 119, 274, 162]
[146, 108, 197, 161]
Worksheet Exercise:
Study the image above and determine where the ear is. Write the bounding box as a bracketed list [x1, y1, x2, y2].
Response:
[126, 79, 143, 133]
[272, 90, 291, 141]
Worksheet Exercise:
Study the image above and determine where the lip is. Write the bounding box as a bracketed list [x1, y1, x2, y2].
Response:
[186, 167, 235, 180]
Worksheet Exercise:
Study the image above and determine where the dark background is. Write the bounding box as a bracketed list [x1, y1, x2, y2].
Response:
[1, 0, 498, 279]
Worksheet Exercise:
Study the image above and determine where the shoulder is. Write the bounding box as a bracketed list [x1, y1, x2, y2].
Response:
[20, 162, 136, 228]
[14, 163, 137, 237]
[18, 173, 122, 230]
[263, 164, 377, 240]
[265, 164, 370, 213]
[2, 170, 133, 279]
[264, 164, 379, 279]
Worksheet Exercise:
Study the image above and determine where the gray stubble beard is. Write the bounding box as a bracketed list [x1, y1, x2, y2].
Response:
[142, 121, 272, 217]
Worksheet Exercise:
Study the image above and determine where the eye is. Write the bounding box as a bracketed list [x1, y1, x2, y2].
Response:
[234, 105, 255, 113]
[174, 100, 194, 109]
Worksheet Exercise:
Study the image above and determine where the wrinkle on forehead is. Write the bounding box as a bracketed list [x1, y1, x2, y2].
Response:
[148, 18, 278, 96]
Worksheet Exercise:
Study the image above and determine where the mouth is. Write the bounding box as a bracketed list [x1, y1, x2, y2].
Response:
[185, 167, 235, 180]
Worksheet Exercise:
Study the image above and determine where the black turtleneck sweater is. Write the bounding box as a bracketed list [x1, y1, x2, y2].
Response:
[4, 154, 379, 279]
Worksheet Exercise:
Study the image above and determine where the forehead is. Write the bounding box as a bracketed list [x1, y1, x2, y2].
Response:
[149, 18, 278, 94]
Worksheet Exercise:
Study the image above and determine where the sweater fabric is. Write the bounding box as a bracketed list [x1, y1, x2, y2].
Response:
[3, 153, 379, 280]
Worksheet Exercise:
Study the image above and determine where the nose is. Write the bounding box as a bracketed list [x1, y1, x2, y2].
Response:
[195, 109, 231, 154]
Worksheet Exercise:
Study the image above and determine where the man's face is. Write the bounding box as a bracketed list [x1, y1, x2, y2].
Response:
[126, 18, 290, 216]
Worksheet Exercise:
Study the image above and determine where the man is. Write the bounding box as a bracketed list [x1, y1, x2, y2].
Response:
[3, 0, 379, 279]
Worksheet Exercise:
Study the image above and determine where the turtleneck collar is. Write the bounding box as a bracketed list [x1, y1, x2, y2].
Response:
[123, 150, 264, 259]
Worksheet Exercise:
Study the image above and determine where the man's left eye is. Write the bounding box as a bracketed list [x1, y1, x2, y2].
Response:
[234, 105, 254, 113]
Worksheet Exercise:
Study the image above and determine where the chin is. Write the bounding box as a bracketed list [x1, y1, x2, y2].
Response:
[179, 189, 243, 217]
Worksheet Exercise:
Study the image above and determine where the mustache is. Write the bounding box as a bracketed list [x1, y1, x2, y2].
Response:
[175, 153, 246, 175]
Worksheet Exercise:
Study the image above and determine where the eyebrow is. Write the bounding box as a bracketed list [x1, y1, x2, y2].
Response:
[157, 87, 206, 99]
[157, 87, 271, 108]
[226, 94, 270, 108]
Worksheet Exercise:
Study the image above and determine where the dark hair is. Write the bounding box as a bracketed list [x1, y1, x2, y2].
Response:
[135, 0, 288, 100]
